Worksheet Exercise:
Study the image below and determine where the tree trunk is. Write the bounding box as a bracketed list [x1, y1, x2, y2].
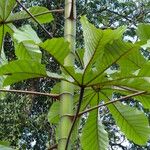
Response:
[58, 0, 76, 150]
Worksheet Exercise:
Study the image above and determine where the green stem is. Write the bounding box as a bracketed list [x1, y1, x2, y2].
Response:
[58, 0, 76, 150]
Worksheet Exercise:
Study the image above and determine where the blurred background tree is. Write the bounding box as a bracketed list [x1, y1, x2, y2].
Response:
[0, 0, 150, 149]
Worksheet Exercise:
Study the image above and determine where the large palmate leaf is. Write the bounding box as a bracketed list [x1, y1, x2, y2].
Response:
[40, 38, 70, 66]
[81, 110, 109, 150]
[15, 42, 42, 62]
[103, 99, 150, 145]
[14, 25, 42, 62]
[118, 48, 146, 74]
[0, 60, 46, 86]
[80, 16, 126, 72]
[14, 25, 41, 44]
[84, 40, 141, 86]
[80, 16, 146, 86]
[7, 6, 53, 24]
[0, 59, 67, 86]
[98, 62, 150, 92]
[39, 38, 83, 84]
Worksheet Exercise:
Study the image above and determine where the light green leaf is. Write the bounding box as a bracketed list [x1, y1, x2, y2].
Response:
[40, 38, 70, 66]
[64, 66, 83, 84]
[84, 40, 141, 86]
[80, 16, 126, 69]
[0, 25, 4, 51]
[105, 101, 150, 145]
[46, 71, 66, 80]
[75, 48, 84, 68]
[13, 25, 42, 61]
[48, 101, 60, 124]
[135, 95, 150, 109]
[51, 82, 61, 94]
[0, 0, 16, 20]
[15, 42, 42, 62]
[98, 72, 150, 92]
[40, 38, 83, 84]
[13, 25, 41, 44]
[118, 48, 146, 73]
[0, 60, 67, 86]
[137, 24, 150, 40]
[0, 60, 47, 86]
[7, 6, 53, 24]
[80, 16, 102, 67]
[81, 110, 109, 150]
[0, 24, 16, 53]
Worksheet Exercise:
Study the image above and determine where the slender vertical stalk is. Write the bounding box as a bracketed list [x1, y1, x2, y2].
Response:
[58, 0, 76, 150]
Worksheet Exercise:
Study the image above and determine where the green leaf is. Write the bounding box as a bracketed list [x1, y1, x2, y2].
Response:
[101, 73, 150, 92]
[40, 38, 70, 66]
[46, 71, 66, 80]
[0, 60, 47, 86]
[135, 95, 150, 109]
[80, 16, 126, 69]
[40, 38, 83, 84]
[48, 101, 60, 124]
[15, 42, 42, 62]
[0, 25, 4, 51]
[81, 110, 109, 150]
[84, 40, 141, 86]
[75, 48, 84, 68]
[7, 6, 53, 24]
[80, 16, 102, 67]
[13, 25, 42, 62]
[51, 82, 61, 94]
[105, 101, 150, 145]
[118, 48, 146, 73]
[0, 0, 16, 20]
[0, 59, 66, 86]
[64, 66, 83, 84]
[137, 24, 150, 40]
[13, 25, 41, 44]
[0, 24, 16, 53]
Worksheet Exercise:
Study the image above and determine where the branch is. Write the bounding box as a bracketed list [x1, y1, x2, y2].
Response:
[4, 9, 64, 24]
[78, 90, 146, 116]
[15, 0, 53, 38]
[65, 87, 85, 150]
[112, 85, 140, 93]
[0, 89, 60, 99]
